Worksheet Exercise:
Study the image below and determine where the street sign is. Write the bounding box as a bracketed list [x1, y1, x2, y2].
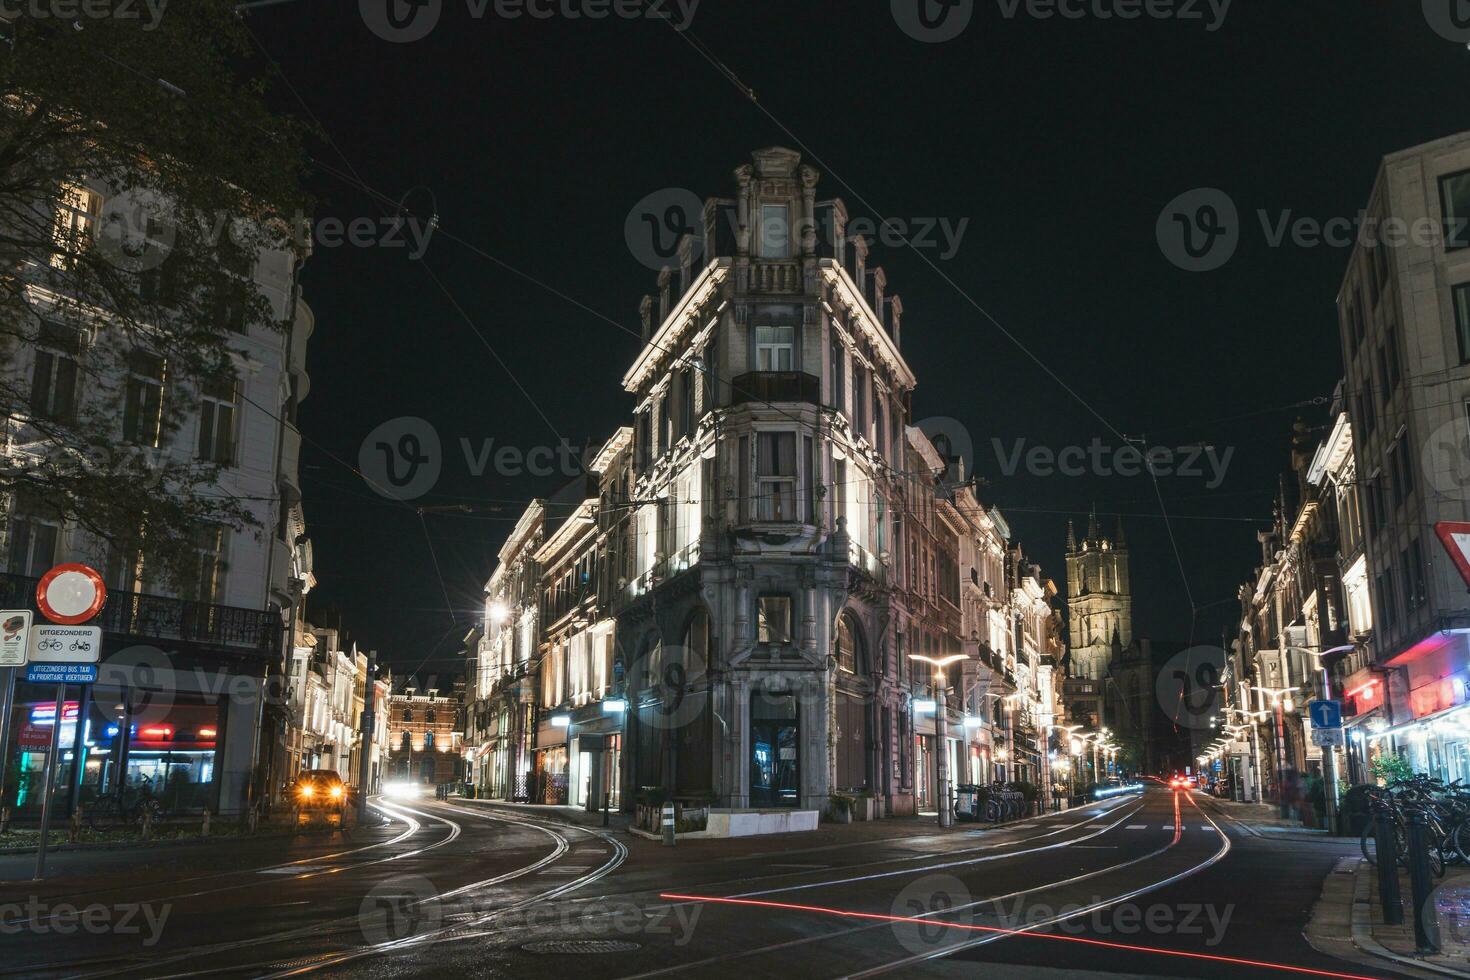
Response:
[1435, 522, 1470, 590]
[35, 563, 106, 625]
[25, 662, 97, 684]
[1308, 699, 1342, 730]
[27, 624, 101, 664]
[0, 610, 31, 666]
[1311, 727, 1346, 748]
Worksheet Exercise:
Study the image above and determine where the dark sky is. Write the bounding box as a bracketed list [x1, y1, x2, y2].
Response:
[245, 1, 1469, 673]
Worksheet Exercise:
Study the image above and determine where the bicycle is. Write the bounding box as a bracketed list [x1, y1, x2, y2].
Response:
[87, 778, 166, 832]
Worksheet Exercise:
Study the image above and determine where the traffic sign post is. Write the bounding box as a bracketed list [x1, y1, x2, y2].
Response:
[1308, 699, 1343, 731]
[1434, 522, 1470, 590]
[0, 610, 31, 806]
[29, 564, 106, 881]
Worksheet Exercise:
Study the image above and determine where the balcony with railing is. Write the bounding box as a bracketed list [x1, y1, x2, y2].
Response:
[0, 572, 281, 658]
[730, 371, 820, 407]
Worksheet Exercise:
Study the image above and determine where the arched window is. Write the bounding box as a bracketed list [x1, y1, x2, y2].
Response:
[402, 708, 413, 723]
[400, 731, 411, 751]
[426, 709, 436, 724]
[425, 731, 436, 751]
[836, 614, 857, 673]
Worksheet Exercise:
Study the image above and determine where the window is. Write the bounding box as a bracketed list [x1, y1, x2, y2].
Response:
[852, 362, 867, 435]
[1394, 435, 1415, 505]
[124, 350, 166, 447]
[30, 322, 80, 422]
[756, 432, 797, 521]
[425, 731, 435, 751]
[836, 614, 857, 673]
[757, 204, 791, 258]
[755, 324, 795, 372]
[400, 731, 411, 751]
[829, 336, 844, 412]
[216, 235, 254, 333]
[426, 709, 436, 724]
[6, 508, 59, 577]
[198, 377, 238, 464]
[1377, 569, 1398, 631]
[403, 708, 413, 723]
[52, 183, 101, 268]
[1408, 538, 1427, 612]
[1440, 169, 1470, 252]
[190, 525, 228, 604]
[757, 595, 792, 645]
[1455, 283, 1470, 365]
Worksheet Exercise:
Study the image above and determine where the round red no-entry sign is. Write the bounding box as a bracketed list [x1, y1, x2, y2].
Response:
[35, 563, 107, 625]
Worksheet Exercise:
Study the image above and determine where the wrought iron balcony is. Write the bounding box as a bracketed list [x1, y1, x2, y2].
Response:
[0, 572, 280, 656]
[730, 371, 820, 406]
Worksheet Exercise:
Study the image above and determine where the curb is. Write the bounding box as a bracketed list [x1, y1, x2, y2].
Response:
[0, 820, 381, 856]
[450, 797, 628, 834]
[1349, 857, 1470, 979]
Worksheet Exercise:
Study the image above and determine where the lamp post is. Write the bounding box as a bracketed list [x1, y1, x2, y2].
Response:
[1285, 644, 1354, 832]
[910, 653, 968, 827]
[1251, 684, 1300, 817]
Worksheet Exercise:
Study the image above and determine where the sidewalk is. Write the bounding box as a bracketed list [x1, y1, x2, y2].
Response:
[451, 796, 632, 832]
[1309, 856, 1470, 978]
[1196, 794, 1335, 841]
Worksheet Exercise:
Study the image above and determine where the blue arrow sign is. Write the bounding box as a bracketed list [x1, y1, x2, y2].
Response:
[25, 662, 97, 685]
[1308, 699, 1342, 729]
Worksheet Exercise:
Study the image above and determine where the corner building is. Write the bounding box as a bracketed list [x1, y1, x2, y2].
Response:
[618, 147, 918, 816]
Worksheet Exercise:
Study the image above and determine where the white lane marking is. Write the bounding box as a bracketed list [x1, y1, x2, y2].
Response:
[1125, 824, 1146, 830]
[258, 867, 327, 874]
[1162, 824, 1175, 830]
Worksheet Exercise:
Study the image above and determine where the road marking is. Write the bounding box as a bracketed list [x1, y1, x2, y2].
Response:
[1200, 826, 1219, 833]
[1162, 825, 1176, 830]
[258, 866, 327, 874]
[770, 863, 832, 870]
[538, 865, 592, 875]
[1125, 824, 1146, 830]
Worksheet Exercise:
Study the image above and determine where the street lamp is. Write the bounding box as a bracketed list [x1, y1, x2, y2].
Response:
[1250, 683, 1302, 815]
[910, 653, 968, 828]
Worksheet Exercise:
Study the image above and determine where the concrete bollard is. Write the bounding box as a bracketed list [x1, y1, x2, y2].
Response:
[140, 806, 153, 842]
[0, 806, 9, 834]
[201, 808, 211, 837]
[68, 806, 82, 842]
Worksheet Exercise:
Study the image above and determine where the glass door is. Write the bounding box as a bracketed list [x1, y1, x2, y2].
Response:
[750, 692, 799, 807]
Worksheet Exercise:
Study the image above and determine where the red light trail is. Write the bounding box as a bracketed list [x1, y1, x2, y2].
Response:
[656, 892, 1383, 980]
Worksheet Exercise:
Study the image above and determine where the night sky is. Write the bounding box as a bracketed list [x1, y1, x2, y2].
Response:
[245, 1, 1468, 674]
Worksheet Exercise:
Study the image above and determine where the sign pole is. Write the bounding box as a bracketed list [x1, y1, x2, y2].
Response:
[33, 682, 66, 880]
[0, 666, 15, 803]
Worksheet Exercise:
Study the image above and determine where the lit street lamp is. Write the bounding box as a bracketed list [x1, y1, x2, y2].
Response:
[910, 653, 968, 827]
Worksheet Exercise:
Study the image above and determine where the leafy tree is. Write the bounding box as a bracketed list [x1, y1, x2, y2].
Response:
[0, 1, 310, 592]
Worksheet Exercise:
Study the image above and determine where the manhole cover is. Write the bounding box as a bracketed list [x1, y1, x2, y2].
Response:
[522, 940, 641, 954]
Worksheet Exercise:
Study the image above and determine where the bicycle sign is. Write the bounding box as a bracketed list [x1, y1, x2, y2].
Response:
[27, 625, 101, 665]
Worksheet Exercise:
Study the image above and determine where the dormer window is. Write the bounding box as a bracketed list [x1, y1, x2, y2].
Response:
[755, 324, 795, 372]
[757, 204, 791, 258]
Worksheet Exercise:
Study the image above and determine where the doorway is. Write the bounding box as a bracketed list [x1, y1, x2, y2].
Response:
[750, 691, 799, 807]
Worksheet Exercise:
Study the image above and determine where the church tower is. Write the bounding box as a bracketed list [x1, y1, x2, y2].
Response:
[1064, 513, 1132, 680]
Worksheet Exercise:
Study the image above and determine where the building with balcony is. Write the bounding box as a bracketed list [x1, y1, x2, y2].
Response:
[0, 181, 314, 817]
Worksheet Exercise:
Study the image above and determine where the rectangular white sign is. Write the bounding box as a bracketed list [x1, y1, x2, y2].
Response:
[0, 610, 30, 667]
[28, 624, 101, 664]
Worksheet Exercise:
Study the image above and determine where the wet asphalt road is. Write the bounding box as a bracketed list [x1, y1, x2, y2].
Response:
[0, 787, 1403, 979]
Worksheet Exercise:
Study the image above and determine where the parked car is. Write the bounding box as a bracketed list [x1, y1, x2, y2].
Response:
[292, 770, 348, 811]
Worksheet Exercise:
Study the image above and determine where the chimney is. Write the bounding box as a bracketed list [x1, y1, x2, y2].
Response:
[885, 294, 903, 347]
[866, 266, 886, 318]
[657, 267, 672, 324]
[640, 295, 654, 342]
